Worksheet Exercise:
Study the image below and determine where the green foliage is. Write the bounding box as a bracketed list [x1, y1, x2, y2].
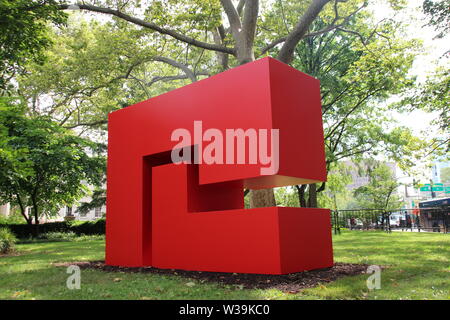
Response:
[0, 210, 26, 224]
[0, 218, 106, 239]
[0, 0, 67, 90]
[274, 187, 299, 207]
[70, 218, 106, 236]
[18, 16, 215, 130]
[398, 67, 449, 159]
[0, 97, 106, 224]
[423, 0, 450, 38]
[0, 227, 17, 254]
[353, 161, 402, 210]
[77, 189, 106, 214]
[37, 231, 77, 241]
[318, 162, 353, 210]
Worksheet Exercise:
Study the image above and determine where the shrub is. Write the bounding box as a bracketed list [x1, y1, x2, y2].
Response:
[37, 231, 77, 241]
[0, 218, 106, 239]
[70, 218, 105, 235]
[0, 227, 17, 254]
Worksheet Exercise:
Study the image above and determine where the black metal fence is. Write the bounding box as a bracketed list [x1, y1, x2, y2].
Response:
[331, 207, 450, 234]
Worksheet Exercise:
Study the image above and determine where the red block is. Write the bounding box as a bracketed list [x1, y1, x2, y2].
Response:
[152, 163, 333, 274]
[106, 57, 333, 273]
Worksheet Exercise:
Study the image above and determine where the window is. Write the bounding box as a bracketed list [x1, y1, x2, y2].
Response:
[94, 207, 102, 218]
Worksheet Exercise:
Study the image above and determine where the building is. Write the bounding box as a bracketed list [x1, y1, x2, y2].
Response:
[343, 160, 396, 191]
[0, 204, 10, 217]
[431, 160, 450, 184]
[343, 160, 424, 208]
[418, 197, 450, 232]
[0, 191, 104, 222]
[59, 194, 105, 221]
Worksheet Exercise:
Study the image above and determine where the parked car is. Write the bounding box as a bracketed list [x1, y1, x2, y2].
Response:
[389, 213, 403, 227]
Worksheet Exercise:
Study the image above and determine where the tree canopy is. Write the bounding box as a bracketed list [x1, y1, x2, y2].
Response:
[0, 97, 105, 225]
[0, 0, 67, 91]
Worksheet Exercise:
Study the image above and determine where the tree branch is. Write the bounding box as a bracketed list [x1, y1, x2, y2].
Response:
[261, 0, 365, 57]
[241, 0, 259, 53]
[64, 119, 108, 129]
[237, 0, 246, 16]
[220, 0, 242, 40]
[151, 56, 198, 82]
[277, 0, 332, 63]
[59, 3, 235, 55]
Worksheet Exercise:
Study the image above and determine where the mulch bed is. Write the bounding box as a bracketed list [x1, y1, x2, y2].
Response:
[54, 261, 369, 293]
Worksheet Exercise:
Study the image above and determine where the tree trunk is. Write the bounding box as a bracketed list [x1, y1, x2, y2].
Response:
[249, 189, 276, 208]
[295, 185, 307, 207]
[15, 193, 32, 225]
[31, 199, 40, 237]
[307, 183, 317, 208]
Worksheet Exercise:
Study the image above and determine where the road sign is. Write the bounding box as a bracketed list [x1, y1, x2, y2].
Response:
[420, 186, 431, 191]
[445, 186, 450, 194]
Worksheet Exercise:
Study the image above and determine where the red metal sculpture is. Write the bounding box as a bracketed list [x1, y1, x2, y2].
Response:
[106, 57, 333, 274]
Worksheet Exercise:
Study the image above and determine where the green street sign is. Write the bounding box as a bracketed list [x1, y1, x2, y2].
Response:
[434, 183, 444, 187]
[444, 186, 450, 194]
[420, 186, 431, 191]
[432, 186, 444, 191]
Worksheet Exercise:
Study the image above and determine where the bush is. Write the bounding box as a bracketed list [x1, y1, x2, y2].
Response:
[70, 218, 105, 235]
[0, 218, 106, 239]
[0, 227, 17, 254]
[37, 231, 77, 241]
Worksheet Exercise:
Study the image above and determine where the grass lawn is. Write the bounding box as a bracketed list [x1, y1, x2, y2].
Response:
[0, 230, 448, 300]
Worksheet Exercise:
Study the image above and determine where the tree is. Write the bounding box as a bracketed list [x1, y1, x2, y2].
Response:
[353, 161, 402, 211]
[0, 0, 67, 91]
[440, 167, 450, 183]
[0, 97, 105, 231]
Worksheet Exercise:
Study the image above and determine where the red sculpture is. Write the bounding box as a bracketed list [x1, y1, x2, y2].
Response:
[106, 57, 333, 274]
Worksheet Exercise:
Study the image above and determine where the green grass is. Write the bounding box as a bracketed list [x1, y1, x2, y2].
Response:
[0, 231, 448, 300]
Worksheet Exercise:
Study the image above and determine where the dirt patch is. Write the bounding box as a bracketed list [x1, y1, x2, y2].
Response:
[53, 261, 369, 293]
